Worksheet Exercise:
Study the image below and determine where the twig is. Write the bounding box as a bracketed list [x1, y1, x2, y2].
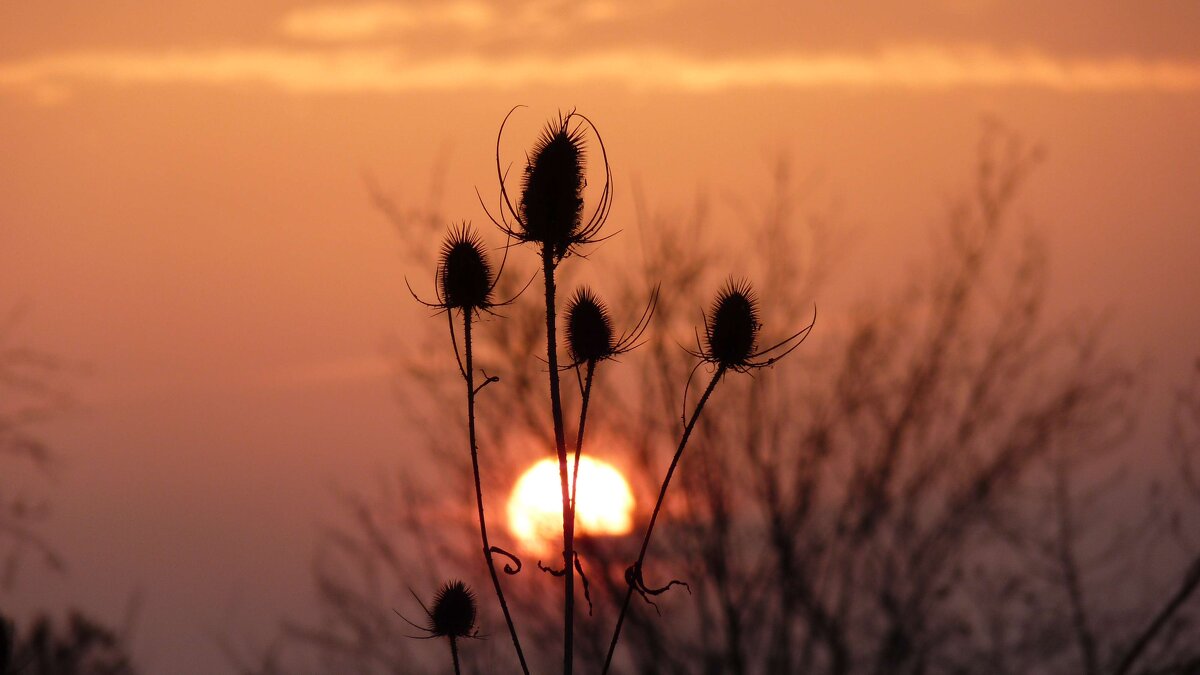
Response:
[602, 366, 726, 674]
[1114, 554, 1200, 675]
[571, 360, 597, 514]
[462, 314, 530, 674]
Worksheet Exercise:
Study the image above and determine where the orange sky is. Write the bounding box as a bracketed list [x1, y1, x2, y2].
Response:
[2, 2, 1199, 672]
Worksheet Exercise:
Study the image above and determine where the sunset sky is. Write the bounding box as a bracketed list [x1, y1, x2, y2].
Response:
[3, 2, 1199, 672]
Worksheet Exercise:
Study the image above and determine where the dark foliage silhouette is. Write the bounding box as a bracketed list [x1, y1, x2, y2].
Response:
[0, 306, 70, 588]
[2, 611, 137, 675]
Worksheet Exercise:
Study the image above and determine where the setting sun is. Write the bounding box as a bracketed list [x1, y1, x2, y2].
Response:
[507, 455, 634, 553]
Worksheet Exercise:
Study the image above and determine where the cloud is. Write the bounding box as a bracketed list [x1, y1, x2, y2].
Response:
[2, 45, 1199, 101]
[279, 0, 628, 42]
[280, 1, 494, 41]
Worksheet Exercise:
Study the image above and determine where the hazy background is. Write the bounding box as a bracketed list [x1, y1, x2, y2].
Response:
[2, 2, 1198, 672]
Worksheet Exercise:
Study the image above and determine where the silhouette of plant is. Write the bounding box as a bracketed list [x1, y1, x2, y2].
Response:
[397, 581, 479, 675]
[602, 278, 814, 673]
[485, 108, 613, 675]
[409, 222, 531, 674]
[562, 285, 656, 582]
[404, 108, 817, 673]
[281, 121, 1200, 675]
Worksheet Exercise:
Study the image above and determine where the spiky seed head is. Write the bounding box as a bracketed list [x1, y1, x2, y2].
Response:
[706, 280, 761, 368]
[566, 288, 614, 363]
[519, 116, 585, 258]
[429, 580, 477, 638]
[439, 226, 493, 311]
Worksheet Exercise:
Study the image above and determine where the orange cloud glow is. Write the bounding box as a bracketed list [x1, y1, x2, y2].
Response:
[2, 45, 1199, 101]
[279, 1, 495, 41]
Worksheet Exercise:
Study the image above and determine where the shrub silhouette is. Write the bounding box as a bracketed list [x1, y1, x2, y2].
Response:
[2, 611, 137, 675]
[0, 308, 69, 588]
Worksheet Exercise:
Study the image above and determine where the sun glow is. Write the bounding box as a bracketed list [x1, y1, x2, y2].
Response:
[507, 455, 634, 553]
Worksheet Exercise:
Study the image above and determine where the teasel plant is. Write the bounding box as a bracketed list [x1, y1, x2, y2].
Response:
[601, 278, 816, 674]
[482, 106, 613, 675]
[407, 223, 531, 674]
[398, 580, 479, 675]
[563, 286, 657, 547]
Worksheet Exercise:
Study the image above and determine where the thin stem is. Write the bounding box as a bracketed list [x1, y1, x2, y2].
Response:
[602, 366, 726, 674]
[571, 360, 597, 514]
[449, 636, 461, 675]
[542, 245, 575, 675]
[1053, 454, 1097, 675]
[463, 314, 530, 675]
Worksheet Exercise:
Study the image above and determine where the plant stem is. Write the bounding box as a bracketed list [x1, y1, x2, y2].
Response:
[541, 245, 575, 675]
[571, 360, 597, 514]
[463, 314, 530, 675]
[449, 636, 461, 675]
[601, 366, 725, 674]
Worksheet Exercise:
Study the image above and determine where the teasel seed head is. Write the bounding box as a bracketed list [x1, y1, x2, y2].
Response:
[429, 580, 477, 639]
[566, 287, 615, 364]
[439, 225, 494, 312]
[706, 279, 761, 369]
[519, 114, 586, 259]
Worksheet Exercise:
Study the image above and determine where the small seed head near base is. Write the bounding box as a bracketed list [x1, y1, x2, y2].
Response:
[429, 580, 478, 639]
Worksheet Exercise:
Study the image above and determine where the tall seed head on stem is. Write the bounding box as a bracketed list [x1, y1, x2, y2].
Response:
[487, 108, 612, 263]
[520, 115, 586, 259]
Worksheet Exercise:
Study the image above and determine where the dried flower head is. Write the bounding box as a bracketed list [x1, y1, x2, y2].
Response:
[520, 116, 585, 256]
[400, 580, 479, 640]
[689, 278, 816, 374]
[429, 580, 478, 639]
[486, 108, 613, 262]
[439, 225, 494, 311]
[566, 288, 614, 364]
[564, 286, 658, 367]
[409, 223, 513, 317]
[706, 280, 761, 369]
